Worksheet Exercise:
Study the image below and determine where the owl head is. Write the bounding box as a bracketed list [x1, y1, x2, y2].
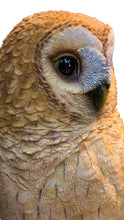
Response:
[0, 11, 116, 131]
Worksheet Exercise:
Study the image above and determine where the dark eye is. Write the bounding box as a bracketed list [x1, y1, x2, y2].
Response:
[54, 56, 78, 76]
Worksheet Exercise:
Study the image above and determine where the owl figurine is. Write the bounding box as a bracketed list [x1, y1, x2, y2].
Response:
[0, 11, 124, 220]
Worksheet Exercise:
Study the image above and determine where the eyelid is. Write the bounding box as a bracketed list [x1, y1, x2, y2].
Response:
[52, 52, 80, 62]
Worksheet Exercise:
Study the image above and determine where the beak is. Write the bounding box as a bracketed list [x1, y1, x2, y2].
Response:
[88, 83, 110, 111]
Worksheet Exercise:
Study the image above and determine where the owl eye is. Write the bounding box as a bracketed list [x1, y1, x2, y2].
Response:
[54, 56, 78, 76]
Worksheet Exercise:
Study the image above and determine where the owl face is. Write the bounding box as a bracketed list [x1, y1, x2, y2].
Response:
[41, 26, 113, 112]
[32, 17, 115, 125]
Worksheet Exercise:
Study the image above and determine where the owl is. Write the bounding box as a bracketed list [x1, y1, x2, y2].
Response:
[0, 11, 124, 220]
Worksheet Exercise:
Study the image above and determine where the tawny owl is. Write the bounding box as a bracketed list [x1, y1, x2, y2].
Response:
[0, 11, 124, 220]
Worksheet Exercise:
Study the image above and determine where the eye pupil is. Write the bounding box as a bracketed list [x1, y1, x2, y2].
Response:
[55, 56, 77, 76]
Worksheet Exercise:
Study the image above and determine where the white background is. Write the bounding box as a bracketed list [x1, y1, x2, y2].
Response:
[0, 0, 124, 121]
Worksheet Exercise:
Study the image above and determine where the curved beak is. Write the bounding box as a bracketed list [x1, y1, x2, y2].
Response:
[88, 83, 110, 111]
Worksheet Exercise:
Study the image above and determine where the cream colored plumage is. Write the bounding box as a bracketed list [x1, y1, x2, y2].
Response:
[0, 11, 124, 220]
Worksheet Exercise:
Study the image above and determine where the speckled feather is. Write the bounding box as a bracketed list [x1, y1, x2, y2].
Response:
[0, 11, 124, 220]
